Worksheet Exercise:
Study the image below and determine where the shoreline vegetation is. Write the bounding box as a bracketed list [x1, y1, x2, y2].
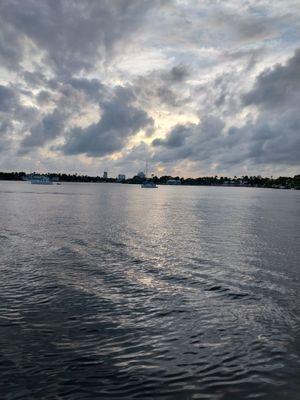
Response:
[0, 171, 299, 189]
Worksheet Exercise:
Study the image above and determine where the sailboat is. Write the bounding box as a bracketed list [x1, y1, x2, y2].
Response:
[141, 162, 158, 188]
[141, 180, 157, 188]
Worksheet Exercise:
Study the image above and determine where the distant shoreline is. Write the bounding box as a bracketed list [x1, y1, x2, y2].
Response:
[0, 171, 299, 190]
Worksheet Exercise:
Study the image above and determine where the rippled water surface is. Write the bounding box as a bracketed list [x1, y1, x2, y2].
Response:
[0, 181, 300, 399]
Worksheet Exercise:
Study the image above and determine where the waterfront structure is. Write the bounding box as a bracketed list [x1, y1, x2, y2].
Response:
[30, 174, 53, 185]
[166, 179, 181, 185]
[103, 171, 108, 179]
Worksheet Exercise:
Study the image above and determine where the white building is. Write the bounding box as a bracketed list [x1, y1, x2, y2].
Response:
[166, 179, 181, 185]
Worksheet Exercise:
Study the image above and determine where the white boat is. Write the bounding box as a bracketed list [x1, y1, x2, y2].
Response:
[141, 180, 157, 188]
[30, 175, 53, 185]
[140, 161, 158, 188]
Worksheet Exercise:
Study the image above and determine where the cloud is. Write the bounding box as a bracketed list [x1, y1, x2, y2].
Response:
[0, 17, 22, 71]
[23, 71, 58, 90]
[152, 115, 225, 164]
[152, 48, 300, 172]
[67, 78, 107, 102]
[0, 120, 12, 135]
[0, 0, 166, 76]
[167, 65, 190, 83]
[0, 85, 18, 112]
[152, 125, 192, 148]
[36, 90, 52, 105]
[212, 11, 279, 44]
[133, 65, 191, 110]
[0, 85, 20, 153]
[61, 86, 153, 157]
[240, 48, 300, 166]
[20, 109, 66, 152]
[0, 84, 38, 154]
[0, 0, 299, 176]
[243, 48, 300, 109]
[17, 76, 111, 154]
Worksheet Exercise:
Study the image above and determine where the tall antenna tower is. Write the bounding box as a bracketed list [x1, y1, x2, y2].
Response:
[145, 161, 148, 177]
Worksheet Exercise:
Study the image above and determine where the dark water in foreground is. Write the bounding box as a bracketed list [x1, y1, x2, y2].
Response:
[0, 181, 299, 400]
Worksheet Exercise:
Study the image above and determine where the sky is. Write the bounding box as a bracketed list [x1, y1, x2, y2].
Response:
[0, 0, 300, 178]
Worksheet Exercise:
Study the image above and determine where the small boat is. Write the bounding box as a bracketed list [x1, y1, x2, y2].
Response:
[141, 179, 157, 188]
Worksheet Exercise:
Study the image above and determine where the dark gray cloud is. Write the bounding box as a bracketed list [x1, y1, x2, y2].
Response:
[0, 120, 12, 135]
[240, 48, 300, 166]
[0, 84, 38, 153]
[36, 90, 52, 105]
[19, 77, 109, 153]
[155, 86, 184, 108]
[168, 65, 190, 83]
[2, 74, 127, 156]
[152, 125, 191, 148]
[0, 18, 22, 71]
[61, 86, 153, 157]
[67, 78, 107, 102]
[34, 78, 107, 106]
[133, 65, 191, 110]
[245, 112, 300, 165]
[0, 85, 18, 112]
[0, 0, 166, 76]
[243, 48, 300, 109]
[152, 116, 225, 164]
[20, 109, 66, 152]
[0, 85, 20, 153]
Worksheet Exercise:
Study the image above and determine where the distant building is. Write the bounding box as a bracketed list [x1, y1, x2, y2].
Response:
[103, 171, 108, 179]
[117, 174, 126, 182]
[137, 171, 146, 179]
[166, 179, 181, 185]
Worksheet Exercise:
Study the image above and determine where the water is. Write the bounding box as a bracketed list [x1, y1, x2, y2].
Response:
[0, 181, 299, 400]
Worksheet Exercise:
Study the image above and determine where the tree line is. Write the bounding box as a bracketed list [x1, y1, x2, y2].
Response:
[0, 171, 299, 189]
